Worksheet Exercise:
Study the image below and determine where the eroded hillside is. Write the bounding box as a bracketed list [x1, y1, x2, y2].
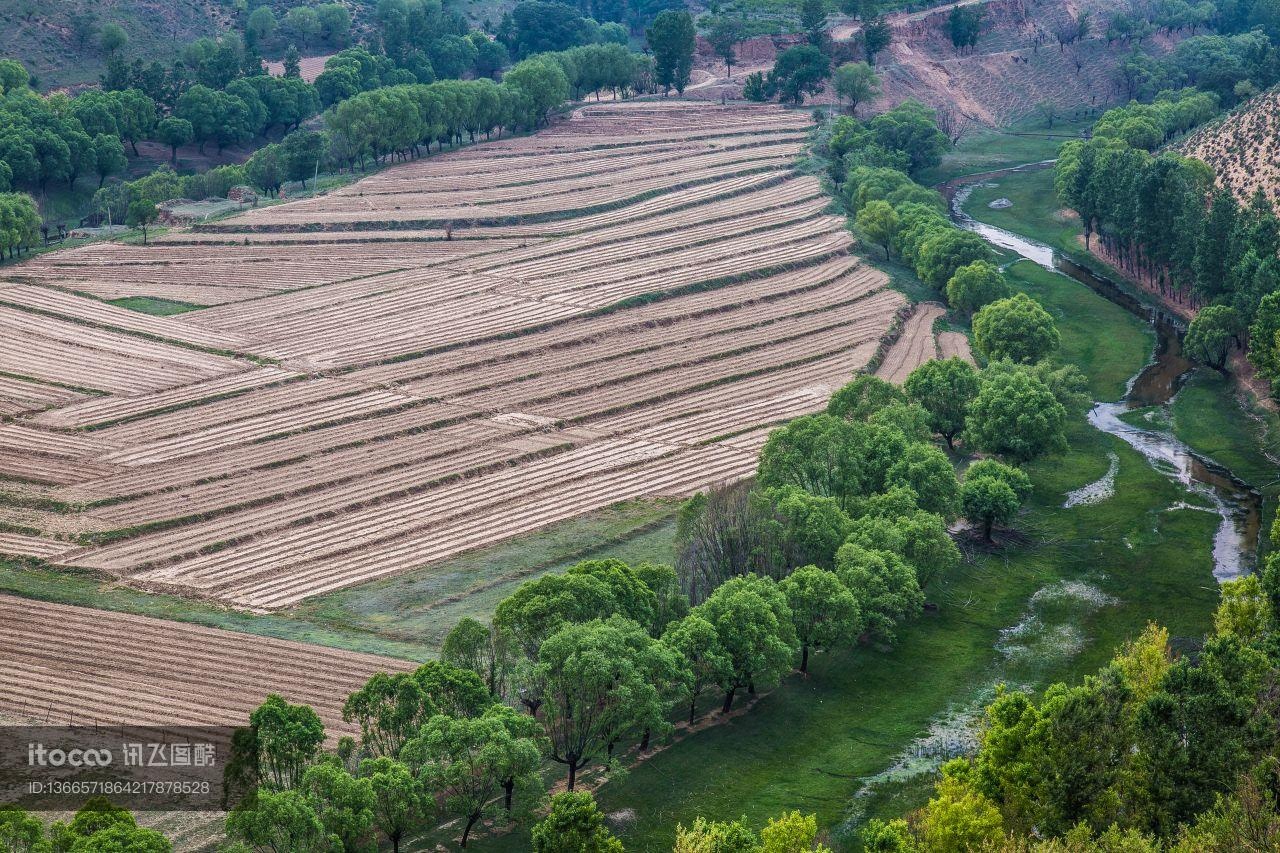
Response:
[1182, 86, 1280, 204]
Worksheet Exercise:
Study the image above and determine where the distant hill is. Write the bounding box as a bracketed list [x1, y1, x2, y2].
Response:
[1181, 86, 1280, 205]
[0, 0, 235, 90]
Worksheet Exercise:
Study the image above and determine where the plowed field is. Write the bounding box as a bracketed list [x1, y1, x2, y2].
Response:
[1, 101, 908, 611]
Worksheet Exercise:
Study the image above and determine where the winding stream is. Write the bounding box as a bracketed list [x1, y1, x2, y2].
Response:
[943, 164, 1262, 580]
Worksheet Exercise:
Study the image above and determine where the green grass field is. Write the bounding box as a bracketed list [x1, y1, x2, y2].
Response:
[916, 115, 1095, 186]
[107, 296, 205, 315]
[964, 168, 1083, 253]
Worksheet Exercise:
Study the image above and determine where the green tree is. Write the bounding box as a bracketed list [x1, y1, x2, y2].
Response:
[768, 45, 830, 104]
[867, 99, 947, 174]
[1214, 574, 1272, 643]
[834, 544, 923, 644]
[780, 565, 861, 672]
[647, 10, 696, 94]
[225, 789, 330, 852]
[299, 762, 375, 852]
[965, 458, 1032, 499]
[441, 618, 515, 699]
[99, 23, 129, 57]
[0, 805, 45, 852]
[126, 199, 157, 245]
[946, 5, 985, 52]
[945, 260, 1011, 315]
[503, 56, 570, 126]
[662, 613, 733, 724]
[757, 485, 854, 571]
[885, 442, 961, 518]
[961, 476, 1019, 542]
[904, 357, 980, 450]
[827, 374, 905, 421]
[859, 818, 914, 851]
[972, 293, 1061, 363]
[535, 616, 676, 789]
[283, 44, 302, 78]
[155, 117, 193, 164]
[360, 757, 428, 853]
[531, 792, 624, 853]
[1247, 291, 1280, 389]
[800, 0, 828, 43]
[281, 129, 327, 188]
[494, 569, 617, 662]
[0, 59, 29, 94]
[403, 712, 543, 847]
[90, 134, 126, 188]
[1185, 304, 1242, 372]
[479, 703, 548, 816]
[915, 229, 993, 289]
[673, 816, 758, 852]
[760, 811, 832, 852]
[855, 199, 898, 258]
[247, 7, 278, 46]
[966, 366, 1068, 463]
[832, 61, 880, 115]
[918, 772, 1004, 851]
[249, 694, 326, 790]
[862, 17, 892, 64]
[707, 17, 745, 76]
[697, 574, 798, 712]
[246, 143, 285, 196]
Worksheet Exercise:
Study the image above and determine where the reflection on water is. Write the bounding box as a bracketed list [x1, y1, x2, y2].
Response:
[944, 167, 1262, 580]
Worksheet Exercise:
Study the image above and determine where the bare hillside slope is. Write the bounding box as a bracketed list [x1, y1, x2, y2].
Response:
[1181, 86, 1280, 204]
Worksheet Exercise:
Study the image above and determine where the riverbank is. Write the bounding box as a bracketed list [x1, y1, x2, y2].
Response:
[963, 167, 1280, 514]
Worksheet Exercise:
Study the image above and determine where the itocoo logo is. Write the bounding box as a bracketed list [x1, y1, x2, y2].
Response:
[27, 743, 113, 767]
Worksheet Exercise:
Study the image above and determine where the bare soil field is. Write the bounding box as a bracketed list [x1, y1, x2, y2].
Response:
[0, 101, 907, 612]
[0, 595, 412, 731]
[876, 302, 946, 384]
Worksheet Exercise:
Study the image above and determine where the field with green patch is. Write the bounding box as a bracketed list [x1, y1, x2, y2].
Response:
[0, 500, 677, 663]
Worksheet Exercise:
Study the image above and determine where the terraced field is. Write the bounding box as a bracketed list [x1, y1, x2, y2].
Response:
[1, 101, 909, 612]
[0, 595, 411, 731]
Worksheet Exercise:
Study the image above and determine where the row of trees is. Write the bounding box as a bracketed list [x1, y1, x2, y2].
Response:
[0, 798, 171, 851]
[0, 192, 41, 259]
[1056, 113, 1280, 326]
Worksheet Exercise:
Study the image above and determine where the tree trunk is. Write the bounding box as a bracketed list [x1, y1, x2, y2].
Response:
[462, 812, 479, 847]
[800, 643, 810, 673]
[984, 517, 993, 542]
[689, 696, 698, 725]
[567, 758, 579, 791]
[640, 727, 651, 751]
[130, 139, 139, 157]
[503, 777, 515, 813]
[722, 686, 736, 713]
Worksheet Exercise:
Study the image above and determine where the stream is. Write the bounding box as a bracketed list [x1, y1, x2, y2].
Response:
[943, 163, 1262, 581]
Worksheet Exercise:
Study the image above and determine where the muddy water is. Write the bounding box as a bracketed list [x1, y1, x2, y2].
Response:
[943, 167, 1262, 580]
